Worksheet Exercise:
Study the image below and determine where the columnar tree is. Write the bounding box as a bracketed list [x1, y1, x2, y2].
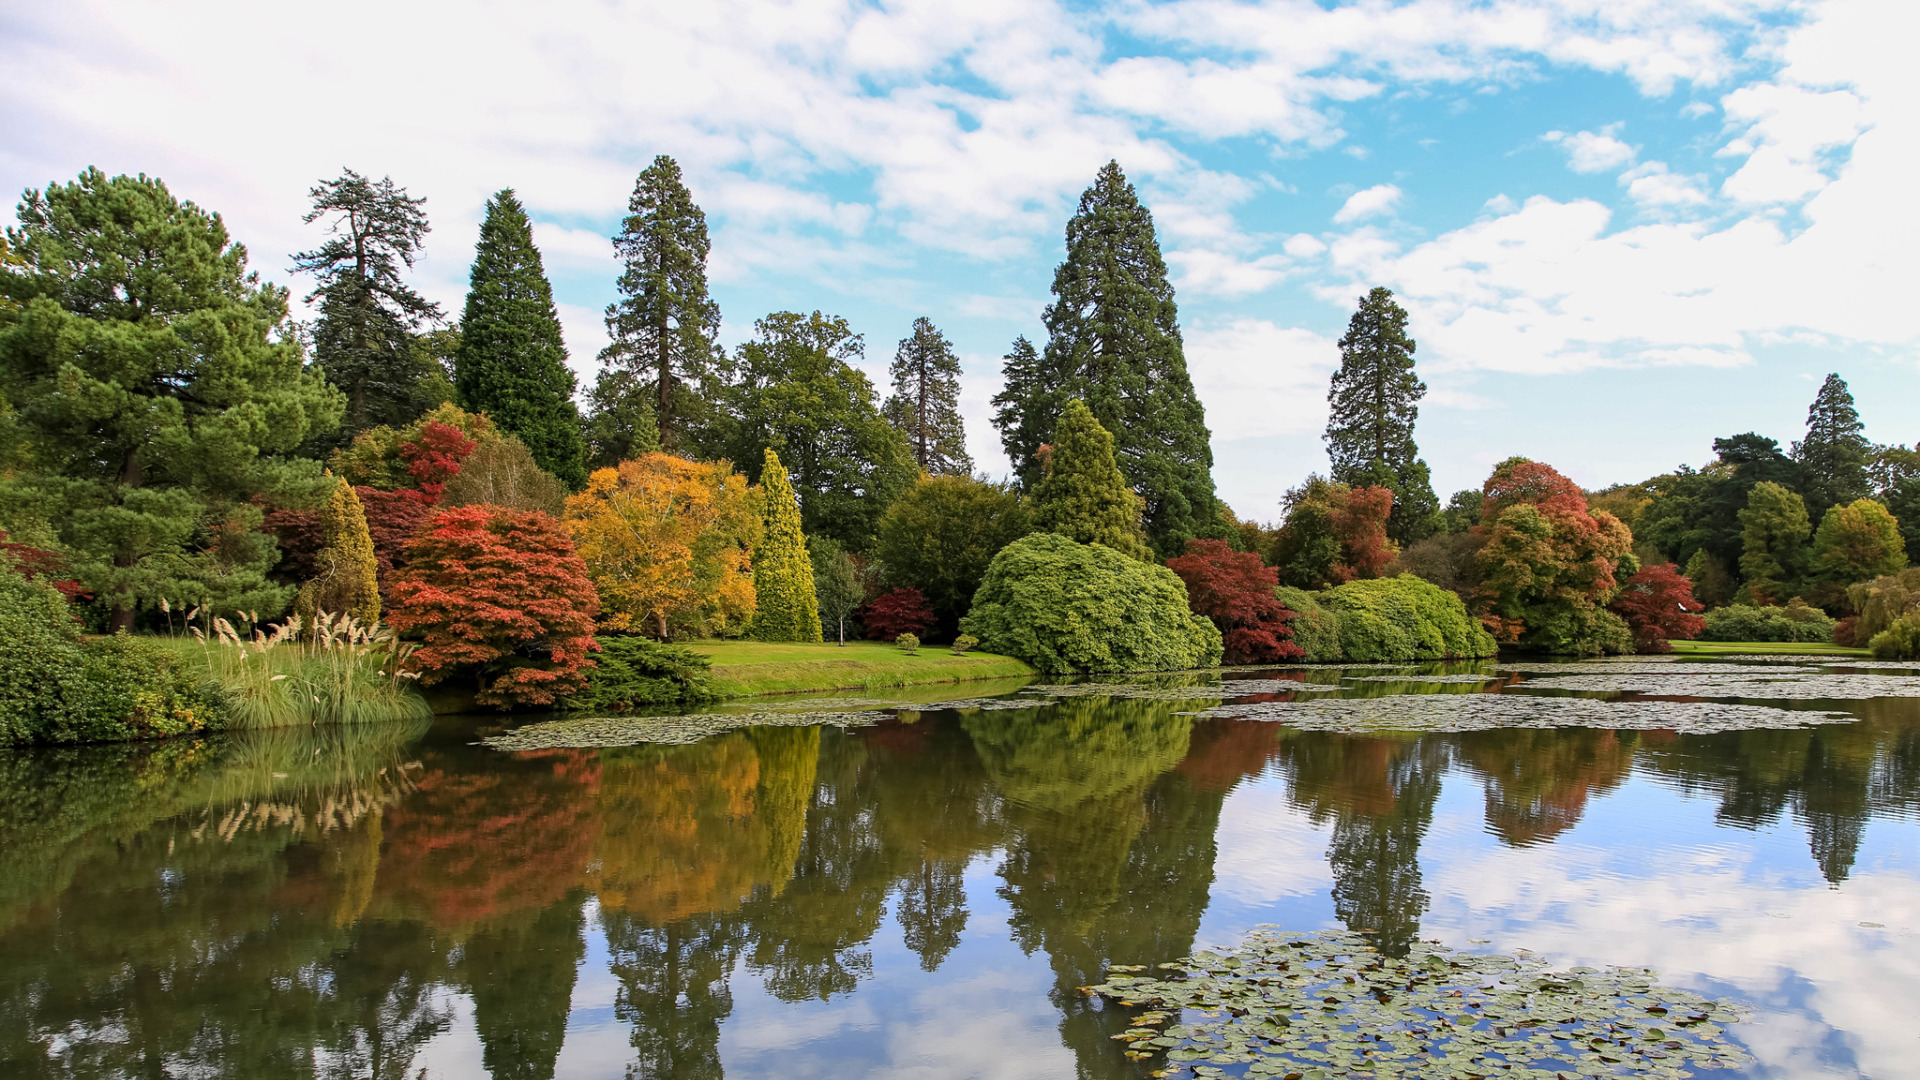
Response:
[454, 189, 587, 490]
[883, 317, 972, 476]
[996, 161, 1219, 556]
[1737, 481, 1811, 603]
[1325, 286, 1438, 545]
[0, 169, 343, 629]
[1793, 374, 1872, 515]
[292, 169, 444, 441]
[1030, 400, 1152, 561]
[751, 448, 821, 642]
[592, 156, 720, 455]
[295, 476, 381, 626]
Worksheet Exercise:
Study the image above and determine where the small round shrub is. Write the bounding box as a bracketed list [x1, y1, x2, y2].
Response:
[1869, 613, 1920, 660]
[895, 632, 921, 655]
[950, 633, 979, 655]
[566, 636, 717, 712]
[961, 533, 1223, 674]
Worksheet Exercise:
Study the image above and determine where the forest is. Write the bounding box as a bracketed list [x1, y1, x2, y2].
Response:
[0, 159, 1916, 745]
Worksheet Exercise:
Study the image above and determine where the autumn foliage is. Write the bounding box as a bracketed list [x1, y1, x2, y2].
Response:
[862, 586, 938, 640]
[564, 454, 759, 639]
[1270, 477, 1396, 588]
[386, 505, 601, 708]
[1166, 539, 1304, 664]
[1474, 458, 1636, 654]
[1607, 562, 1706, 653]
[0, 530, 86, 601]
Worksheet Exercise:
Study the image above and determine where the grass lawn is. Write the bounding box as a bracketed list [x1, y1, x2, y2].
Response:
[1667, 639, 1870, 657]
[686, 639, 1035, 698]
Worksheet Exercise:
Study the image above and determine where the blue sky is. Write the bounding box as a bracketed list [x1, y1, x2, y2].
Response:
[5, 0, 1915, 518]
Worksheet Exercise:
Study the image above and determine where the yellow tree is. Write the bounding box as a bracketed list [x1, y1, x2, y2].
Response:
[565, 453, 759, 638]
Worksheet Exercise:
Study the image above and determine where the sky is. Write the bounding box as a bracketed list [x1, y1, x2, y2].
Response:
[4, 0, 1917, 520]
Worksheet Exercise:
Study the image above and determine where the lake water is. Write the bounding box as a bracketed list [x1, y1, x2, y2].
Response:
[2, 656, 1917, 1079]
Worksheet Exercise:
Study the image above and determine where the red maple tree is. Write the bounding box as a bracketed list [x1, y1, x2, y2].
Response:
[1167, 539, 1305, 664]
[399, 420, 478, 498]
[386, 505, 601, 708]
[1607, 562, 1706, 653]
[1326, 485, 1395, 583]
[862, 586, 937, 640]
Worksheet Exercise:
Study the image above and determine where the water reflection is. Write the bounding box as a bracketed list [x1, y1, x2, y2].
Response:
[0, 687, 1916, 1078]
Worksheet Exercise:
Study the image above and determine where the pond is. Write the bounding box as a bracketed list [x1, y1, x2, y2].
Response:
[2, 655, 1917, 1079]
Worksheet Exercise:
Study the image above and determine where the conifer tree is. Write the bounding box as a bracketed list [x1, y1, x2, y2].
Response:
[1325, 286, 1439, 545]
[293, 169, 445, 442]
[990, 335, 1051, 477]
[296, 476, 381, 626]
[997, 161, 1219, 556]
[1736, 481, 1811, 604]
[454, 189, 587, 490]
[883, 317, 972, 475]
[1793, 373, 1872, 515]
[1031, 400, 1152, 561]
[591, 156, 721, 453]
[752, 448, 822, 642]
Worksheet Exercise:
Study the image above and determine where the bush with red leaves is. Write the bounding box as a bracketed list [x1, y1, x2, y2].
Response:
[399, 421, 478, 497]
[0, 530, 87, 601]
[1607, 562, 1706, 654]
[386, 505, 601, 708]
[1166, 539, 1305, 664]
[862, 586, 937, 641]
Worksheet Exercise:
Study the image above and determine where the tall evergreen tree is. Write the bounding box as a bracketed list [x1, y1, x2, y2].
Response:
[1324, 286, 1439, 545]
[1030, 400, 1152, 561]
[989, 335, 1050, 477]
[996, 161, 1219, 557]
[454, 189, 587, 489]
[752, 448, 822, 643]
[293, 169, 445, 442]
[592, 156, 721, 454]
[882, 317, 972, 476]
[1792, 373, 1872, 515]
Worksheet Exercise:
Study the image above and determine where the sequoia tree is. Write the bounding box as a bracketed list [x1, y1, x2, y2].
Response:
[592, 156, 721, 453]
[454, 189, 587, 489]
[1793, 374, 1872, 515]
[1325, 286, 1438, 544]
[998, 161, 1219, 556]
[1030, 400, 1152, 561]
[292, 169, 444, 441]
[0, 169, 342, 628]
[883, 317, 971, 475]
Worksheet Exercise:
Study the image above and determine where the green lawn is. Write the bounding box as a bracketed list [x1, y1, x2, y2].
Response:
[686, 639, 1035, 698]
[1667, 639, 1869, 657]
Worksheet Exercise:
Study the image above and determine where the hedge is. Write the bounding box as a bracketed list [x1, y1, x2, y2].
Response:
[1699, 603, 1836, 644]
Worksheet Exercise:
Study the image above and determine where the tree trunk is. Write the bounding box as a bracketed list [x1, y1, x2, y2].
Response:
[837, 616, 845, 646]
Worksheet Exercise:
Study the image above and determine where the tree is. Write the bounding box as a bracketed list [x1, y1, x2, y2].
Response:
[0, 168, 342, 629]
[999, 161, 1219, 556]
[808, 536, 862, 645]
[454, 189, 587, 490]
[1793, 374, 1872, 516]
[989, 336, 1049, 479]
[583, 367, 661, 470]
[1608, 563, 1706, 653]
[1473, 458, 1636, 655]
[594, 155, 721, 453]
[385, 504, 600, 707]
[1737, 481, 1812, 604]
[1030, 399, 1151, 561]
[295, 476, 380, 626]
[1165, 539, 1303, 664]
[1873, 442, 1920, 554]
[1268, 477, 1395, 589]
[751, 448, 821, 642]
[292, 169, 444, 441]
[1811, 498, 1908, 584]
[563, 454, 758, 639]
[1324, 286, 1438, 545]
[718, 312, 918, 552]
[439, 435, 570, 517]
[875, 475, 1032, 628]
[861, 586, 937, 641]
[882, 317, 971, 476]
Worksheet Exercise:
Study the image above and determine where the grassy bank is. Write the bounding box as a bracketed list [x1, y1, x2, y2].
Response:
[1667, 640, 1870, 657]
[687, 640, 1034, 698]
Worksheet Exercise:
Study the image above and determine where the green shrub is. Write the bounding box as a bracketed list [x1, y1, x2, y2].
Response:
[0, 569, 88, 744]
[1321, 575, 1499, 661]
[1699, 603, 1838, 643]
[1869, 614, 1920, 660]
[962, 533, 1222, 674]
[950, 633, 979, 655]
[1272, 586, 1344, 662]
[895, 632, 921, 654]
[567, 636, 718, 711]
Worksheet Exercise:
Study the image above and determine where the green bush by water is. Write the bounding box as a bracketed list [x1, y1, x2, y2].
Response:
[1700, 602, 1837, 644]
[1869, 613, 1920, 659]
[567, 636, 718, 711]
[1272, 577, 1496, 663]
[1273, 586, 1345, 662]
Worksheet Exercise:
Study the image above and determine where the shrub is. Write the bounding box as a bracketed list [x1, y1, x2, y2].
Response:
[1165, 539, 1303, 665]
[1698, 603, 1837, 643]
[961, 533, 1222, 674]
[950, 633, 979, 655]
[1321, 575, 1499, 661]
[895, 632, 921, 654]
[1607, 563, 1706, 654]
[1834, 615, 1863, 647]
[386, 505, 601, 708]
[1272, 586, 1345, 662]
[862, 586, 937, 641]
[1848, 568, 1920, 642]
[566, 636, 717, 711]
[1868, 613, 1920, 660]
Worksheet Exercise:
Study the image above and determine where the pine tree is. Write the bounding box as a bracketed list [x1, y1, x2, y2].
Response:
[752, 448, 822, 642]
[1031, 400, 1152, 561]
[454, 189, 587, 490]
[999, 161, 1219, 557]
[293, 170, 445, 442]
[883, 317, 972, 476]
[1325, 286, 1439, 545]
[990, 335, 1051, 478]
[1793, 373, 1872, 515]
[592, 156, 721, 453]
[295, 475, 381, 626]
[1736, 481, 1811, 604]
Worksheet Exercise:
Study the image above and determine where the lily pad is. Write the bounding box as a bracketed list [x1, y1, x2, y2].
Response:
[1181, 694, 1853, 734]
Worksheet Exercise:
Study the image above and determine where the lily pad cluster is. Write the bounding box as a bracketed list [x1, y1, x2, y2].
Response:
[1513, 671, 1920, 700]
[480, 709, 891, 749]
[1343, 675, 1502, 684]
[1021, 679, 1347, 701]
[1084, 929, 1749, 1080]
[1185, 694, 1854, 734]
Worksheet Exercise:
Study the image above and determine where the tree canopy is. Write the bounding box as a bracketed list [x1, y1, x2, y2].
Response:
[1325, 286, 1438, 545]
[883, 317, 971, 476]
[1793, 373, 1871, 515]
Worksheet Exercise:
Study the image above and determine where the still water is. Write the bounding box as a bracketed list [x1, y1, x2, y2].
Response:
[2, 659, 1917, 1079]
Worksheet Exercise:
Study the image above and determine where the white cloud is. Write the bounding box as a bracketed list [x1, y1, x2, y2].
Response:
[1719, 83, 1867, 204]
[1543, 126, 1637, 173]
[1619, 161, 1710, 207]
[1185, 319, 1341, 440]
[1332, 184, 1403, 223]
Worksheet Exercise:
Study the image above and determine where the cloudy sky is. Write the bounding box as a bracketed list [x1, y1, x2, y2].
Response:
[5, 0, 1915, 518]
